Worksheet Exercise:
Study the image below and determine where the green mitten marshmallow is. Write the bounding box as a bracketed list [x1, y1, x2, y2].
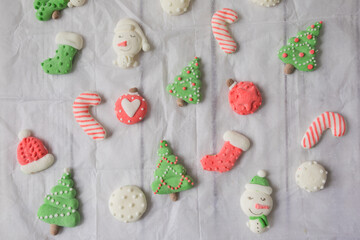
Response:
[166, 57, 202, 106]
[41, 32, 83, 75]
[151, 140, 194, 196]
[278, 21, 323, 73]
[37, 168, 80, 234]
[34, 0, 69, 21]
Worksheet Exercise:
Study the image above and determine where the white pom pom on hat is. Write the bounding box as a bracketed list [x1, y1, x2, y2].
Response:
[18, 130, 31, 140]
[257, 170, 267, 178]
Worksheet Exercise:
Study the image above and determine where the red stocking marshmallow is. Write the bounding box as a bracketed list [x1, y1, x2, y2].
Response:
[201, 131, 250, 173]
[17, 130, 55, 174]
[115, 88, 148, 125]
[227, 79, 262, 115]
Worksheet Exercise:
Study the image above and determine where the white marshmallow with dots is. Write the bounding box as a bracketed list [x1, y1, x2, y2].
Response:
[251, 0, 281, 7]
[109, 186, 147, 223]
[160, 0, 191, 16]
[295, 161, 328, 193]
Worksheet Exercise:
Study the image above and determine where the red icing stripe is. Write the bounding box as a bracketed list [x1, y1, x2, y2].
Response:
[303, 136, 306, 148]
[219, 42, 237, 47]
[217, 10, 238, 18]
[342, 116, 346, 135]
[306, 132, 312, 148]
[317, 117, 323, 134]
[211, 21, 226, 26]
[80, 93, 100, 96]
[326, 111, 331, 128]
[75, 115, 92, 118]
[309, 126, 316, 144]
[338, 114, 342, 137]
[213, 13, 236, 22]
[212, 31, 232, 38]
[313, 122, 319, 141]
[332, 112, 337, 136]
[80, 123, 100, 127]
[212, 26, 229, 33]
[215, 37, 235, 43]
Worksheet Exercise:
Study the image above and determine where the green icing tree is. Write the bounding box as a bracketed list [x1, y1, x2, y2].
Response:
[34, 0, 69, 21]
[42, 32, 83, 75]
[278, 21, 323, 74]
[37, 168, 80, 235]
[166, 57, 202, 107]
[151, 140, 194, 201]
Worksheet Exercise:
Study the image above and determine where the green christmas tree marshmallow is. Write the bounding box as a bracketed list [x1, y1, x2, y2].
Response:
[33, 0, 69, 21]
[37, 168, 80, 235]
[151, 140, 194, 201]
[166, 57, 202, 107]
[278, 21, 323, 74]
[41, 32, 83, 75]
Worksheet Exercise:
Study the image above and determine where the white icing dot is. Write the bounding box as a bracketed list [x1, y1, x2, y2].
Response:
[67, 212, 70, 216]
[54, 214, 58, 217]
[60, 214, 64, 217]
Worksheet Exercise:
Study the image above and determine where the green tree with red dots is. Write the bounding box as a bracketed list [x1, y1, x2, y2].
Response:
[166, 57, 202, 107]
[278, 21, 323, 74]
[151, 140, 194, 201]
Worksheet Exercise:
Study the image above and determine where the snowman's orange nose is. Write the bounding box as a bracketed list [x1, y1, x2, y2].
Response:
[118, 41, 127, 47]
[255, 203, 269, 209]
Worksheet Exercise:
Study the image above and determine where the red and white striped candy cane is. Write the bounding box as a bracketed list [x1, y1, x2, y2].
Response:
[211, 8, 239, 54]
[302, 112, 346, 149]
[73, 92, 107, 140]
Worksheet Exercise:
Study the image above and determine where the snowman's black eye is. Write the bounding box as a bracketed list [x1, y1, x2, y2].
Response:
[130, 35, 136, 38]
[260, 197, 266, 201]
[248, 197, 253, 200]
[118, 35, 123, 38]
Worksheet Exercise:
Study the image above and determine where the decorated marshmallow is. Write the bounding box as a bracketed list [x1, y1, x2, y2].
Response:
[37, 168, 80, 235]
[278, 21, 323, 74]
[113, 19, 150, 69]
[201, 131, 250, 173]
[251, 0, 281, 7]
[295, 161, 328, 192]
[166, 57, 202, 107]
[151, 140, 195, 201]
[301, 111, 346, 149]
[211, 8, 239, 54]
[227, 79, 262, 115]
[68, 0, 86, 8]
[160, 0, 191, 16]
[73, 92, 107, 141]
[115, 88, 148, 125]
[240, 170, 273, 234]
[17, 130, 55, 174]
[109, 186, 147, 223]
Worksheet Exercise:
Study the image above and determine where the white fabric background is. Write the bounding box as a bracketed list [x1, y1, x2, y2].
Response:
[0, 0, 359, 239]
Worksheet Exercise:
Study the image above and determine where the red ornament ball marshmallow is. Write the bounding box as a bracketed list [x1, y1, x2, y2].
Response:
[227, 79, 262, 115]
[115, 88, 148, 125]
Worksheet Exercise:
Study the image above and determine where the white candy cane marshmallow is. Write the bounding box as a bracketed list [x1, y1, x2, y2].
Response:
[73, 92, 107, 140]
[211, 8, 239, 54]
[302, 112, 346, 149]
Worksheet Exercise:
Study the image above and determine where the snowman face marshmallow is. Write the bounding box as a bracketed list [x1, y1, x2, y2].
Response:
[240, 190, 273, 217]
[114, 29, 142, 57]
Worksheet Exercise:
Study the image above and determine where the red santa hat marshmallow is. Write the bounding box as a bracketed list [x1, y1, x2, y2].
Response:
[17, 130, 55, 174]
